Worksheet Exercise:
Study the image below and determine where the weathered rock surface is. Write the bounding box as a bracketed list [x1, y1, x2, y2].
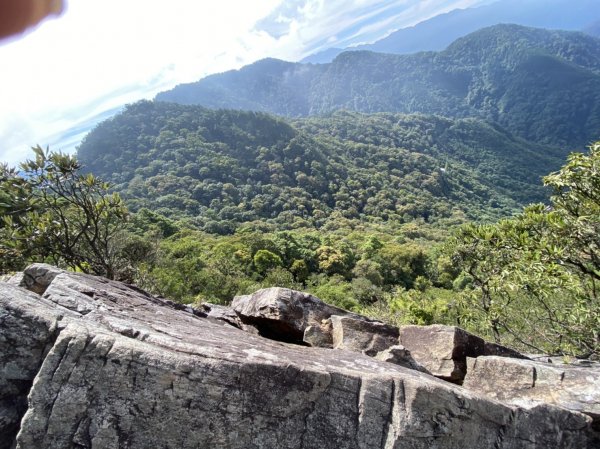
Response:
[0, 283, 78, 449]
[375, 345, 431, 374]
[0, 264, 597, 448]
[303, 321, 333, 348]
[18, 263, 63, 294]
[0, 271, 23, 286]
[201, 302, 244, 327]
[331, 315, 399, 356]
[464, 356, 600, 426]
[398, 324, 527, 383]
[398, 325, 484, 382]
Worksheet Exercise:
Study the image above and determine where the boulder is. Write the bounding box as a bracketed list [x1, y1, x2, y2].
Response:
[398, 325, 527, 383]
[398, 324, 486, 382]
[331, 315, 399, 356]
[0, 264, 596, 448]
[463, 356, 600, 426]
[18, 263, 63, 294]
[232, 287, 368, 343]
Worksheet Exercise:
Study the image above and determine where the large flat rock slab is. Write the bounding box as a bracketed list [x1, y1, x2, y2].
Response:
[0, 264, 595, 448]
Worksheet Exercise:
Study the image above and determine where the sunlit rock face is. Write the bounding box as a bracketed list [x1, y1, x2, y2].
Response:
[0, 264, 597, 449]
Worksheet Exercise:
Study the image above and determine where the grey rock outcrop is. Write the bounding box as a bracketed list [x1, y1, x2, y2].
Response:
[464, 356, 600, 427]
[18, 263, 63, 294]
[0, 264, 597, 448]
[398, 324, 527, 383]
[0, 282, 78, 449]
[0, 271, 24, 286]
[201, 302, 247, 328]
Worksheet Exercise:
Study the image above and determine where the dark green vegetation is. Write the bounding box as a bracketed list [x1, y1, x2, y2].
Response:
[78, 100, 564, 232]
[27, 98, 600, 356]
[158, 24, 600, 149]
[2, 142, 599, 357]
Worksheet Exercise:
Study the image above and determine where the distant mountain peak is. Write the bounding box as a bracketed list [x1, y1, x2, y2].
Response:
[583, 19, 600, 38]
[300, 0, 600, 64]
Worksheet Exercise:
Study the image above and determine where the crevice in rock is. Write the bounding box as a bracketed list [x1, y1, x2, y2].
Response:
[383, 378, 405, 449]
[1, 397, 28, 449]
[591, 416, 600, 432]
[381, 379, 396, 449]
[353, 376, 363, 443]
[4, 318, 65, 449]
[494, 407, 515, 449]
[299, 400, 317, 449]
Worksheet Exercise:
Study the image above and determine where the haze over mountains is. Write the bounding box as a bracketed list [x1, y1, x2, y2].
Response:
[156, 24, 600, 150]
[11, 0, 598, 165]
[301, 0, 600, 63]
[584, 19, 600, 38]
[74, 18, 600, 232]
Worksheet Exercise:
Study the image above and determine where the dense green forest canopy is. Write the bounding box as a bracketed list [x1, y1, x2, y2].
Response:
[156, 25, 600, 149]
[77, 100, 565, 234]
[3, 141, 599, 356]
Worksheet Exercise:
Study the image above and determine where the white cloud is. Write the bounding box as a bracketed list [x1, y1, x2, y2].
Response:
[254, 0, 489, 59]
[0, 0, 283, 165]
[0, 0, 488, 166]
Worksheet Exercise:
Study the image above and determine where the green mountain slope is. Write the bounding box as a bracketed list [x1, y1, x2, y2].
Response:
[156, 25, 600, 149]
[77, 101, 564, 233]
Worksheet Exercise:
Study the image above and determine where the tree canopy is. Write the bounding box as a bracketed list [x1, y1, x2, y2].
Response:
[77, 101, 565, 233]
[0, 146, 127, 279]
[447, 141, 600, 356]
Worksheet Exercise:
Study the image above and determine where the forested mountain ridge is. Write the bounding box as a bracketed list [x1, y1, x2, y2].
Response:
[156, 24, 600, 149]
[301, 0, 600, 63]
[77, 100, 564, 233]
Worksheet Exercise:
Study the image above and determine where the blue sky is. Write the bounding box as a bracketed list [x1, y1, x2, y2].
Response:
[0, 0, 488, 166]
